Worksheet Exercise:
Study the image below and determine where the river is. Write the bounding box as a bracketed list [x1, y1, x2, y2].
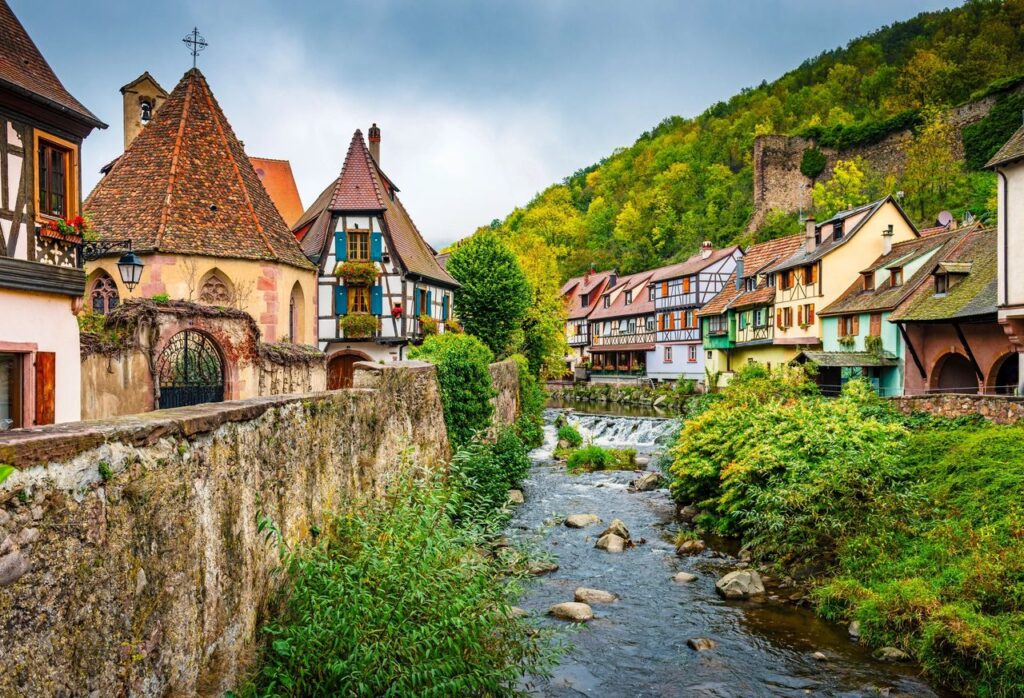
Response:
[508, 405, 951, 698]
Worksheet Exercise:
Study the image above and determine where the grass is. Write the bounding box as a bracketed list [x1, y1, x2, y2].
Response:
[566, 445, 636, 473]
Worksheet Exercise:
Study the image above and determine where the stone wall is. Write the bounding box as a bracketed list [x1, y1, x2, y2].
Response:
[889, 393, 1024, 425]
[489, 359, 520, 428]
[0, 362, 448, 697]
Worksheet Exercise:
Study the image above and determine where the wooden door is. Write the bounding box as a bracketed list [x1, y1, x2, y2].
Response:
[34, 352, 55, 425]
[328, 354, 361, 390]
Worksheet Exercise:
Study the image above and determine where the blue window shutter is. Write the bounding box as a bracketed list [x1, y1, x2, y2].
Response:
[334, 231, 347, 261]
[415, 289, 422, 315]
[371, 285, 383, 315]
[442, 295, 449, 321]
[334, 285, 347, 316]
[371, 232, 383, 262]
[426, 290, 433, 315]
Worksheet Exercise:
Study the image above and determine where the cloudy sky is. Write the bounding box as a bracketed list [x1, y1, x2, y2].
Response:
[18, 0, 952, 248]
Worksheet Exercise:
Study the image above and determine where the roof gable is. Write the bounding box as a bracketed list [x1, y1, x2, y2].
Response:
[330, 131, 386, 211]
[0, 0, 104, 128]
[987, 123, 1024, 169]
[250, 157, 304, 227]
[698, 233, 804, 317]
[85, 69, 312, 269]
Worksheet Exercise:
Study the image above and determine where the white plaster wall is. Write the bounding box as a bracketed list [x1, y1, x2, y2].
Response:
[998, 164, 1024, 307]
[0, 289, 81, 423]
[646, 342, 705, 381]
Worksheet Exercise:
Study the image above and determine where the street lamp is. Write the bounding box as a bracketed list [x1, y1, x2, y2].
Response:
[83, 240, 145, 291]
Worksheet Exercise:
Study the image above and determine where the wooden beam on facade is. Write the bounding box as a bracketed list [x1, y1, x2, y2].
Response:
[897, 322, 926, 379]
[952, 322, 985, 380]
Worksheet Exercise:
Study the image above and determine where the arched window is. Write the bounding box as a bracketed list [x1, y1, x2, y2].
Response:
[199, 271, 233, 306]
[90, 272, 120, 315]
[140, 100, 152, 123]
[289, 282, 305, 343]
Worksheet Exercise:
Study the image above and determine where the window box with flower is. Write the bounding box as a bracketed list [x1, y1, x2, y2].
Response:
[338, 313, 379, 339]
[38, 214, 89, 245]
[419, 314, 439, 337]
[333, 261, 378, 287]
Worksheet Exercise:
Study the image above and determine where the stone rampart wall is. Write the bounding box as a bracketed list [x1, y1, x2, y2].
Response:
[489, 359, 520, 428]
[889, 393, 1024, 425]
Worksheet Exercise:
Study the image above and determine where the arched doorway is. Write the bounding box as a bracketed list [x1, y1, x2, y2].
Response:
[157, 330, 225, 408]
[327, 351, 369, 390]
[988, 353, 1020, 395]
[289, 282, 305, 343]
[932, 353, 978, 395]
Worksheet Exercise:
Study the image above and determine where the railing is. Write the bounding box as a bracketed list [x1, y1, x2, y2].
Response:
[567, 332, 590, 346]
[654, 292, 697, 310]
[656, 328, 700, 343]
[592, 330, 656, 347]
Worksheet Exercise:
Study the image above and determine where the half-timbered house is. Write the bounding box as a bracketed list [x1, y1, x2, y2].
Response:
[586, 272, 655, 381]
[646, 242, 741, 382]
[560, 268, 613, 373]
[293, 126, 459, 388]
[0, 0, 106, 426]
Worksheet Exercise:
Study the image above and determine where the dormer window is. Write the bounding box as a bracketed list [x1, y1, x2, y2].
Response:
[648, 285, 655, 301]
[140, 100, 153, 123]
[833, 221, 844, 241]
[862, 272, 875, 292]
[890, 268, 903, 286]
[624, 290, 633, 305]
[580, 293, 588, 308]
[935, 273, 948, 296]
[767, 273, 776, 288]
[744, 277, 756, 292]
[603, 295, 610, 309]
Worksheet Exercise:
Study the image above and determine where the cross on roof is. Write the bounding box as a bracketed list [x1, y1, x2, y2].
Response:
[182, 27, 208, 68]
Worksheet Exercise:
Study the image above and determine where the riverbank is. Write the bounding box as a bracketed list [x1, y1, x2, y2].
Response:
[666, 365, 1023, 696]
[510, 409, 947, 696]
[547, 381, 704, 413]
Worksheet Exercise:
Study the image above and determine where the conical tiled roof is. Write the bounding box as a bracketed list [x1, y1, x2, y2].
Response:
[86, 69, 312, 270]
[0, 0, 105, 128]
[295, 129, 457, 286]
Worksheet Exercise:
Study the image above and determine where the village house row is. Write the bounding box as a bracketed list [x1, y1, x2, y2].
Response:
[564, 146, 1024, 397]
[0, 0, 456, 428]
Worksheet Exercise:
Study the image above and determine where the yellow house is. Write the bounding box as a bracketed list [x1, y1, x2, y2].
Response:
[764, 196, 919, 355]
[84, 69, 316, 344]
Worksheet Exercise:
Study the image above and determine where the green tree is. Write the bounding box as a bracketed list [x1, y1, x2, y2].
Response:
[900, 110, 969, 223]
[799, 147, 827, 180]
[446, 233, 531, 358]
[812, 158, 871, 219]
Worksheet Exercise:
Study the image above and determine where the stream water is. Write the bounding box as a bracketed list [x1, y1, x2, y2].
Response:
[508, 407, 951, 698]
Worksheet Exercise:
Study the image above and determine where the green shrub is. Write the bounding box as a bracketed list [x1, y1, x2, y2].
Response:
[799, 109, 922, 150]
[338, 313, 379, 339]
[566, 445, 636, 473]
[410, 333, 495, 449]
[556, 425, 582, 448]
[511, 353, 545, 448]
[244, 468, 556, 696]
[962, 91, 1024, 170]
[800, 147, 827, 179]
[447, 427, 531, 530]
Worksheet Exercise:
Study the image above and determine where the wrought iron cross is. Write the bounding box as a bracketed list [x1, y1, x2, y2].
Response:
[182, 27, 208, 68]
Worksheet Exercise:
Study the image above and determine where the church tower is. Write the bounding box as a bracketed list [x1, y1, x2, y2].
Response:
[120, 72, 168, 149]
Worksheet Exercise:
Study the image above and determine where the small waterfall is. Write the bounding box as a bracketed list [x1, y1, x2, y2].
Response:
[565, 412, 677, 450]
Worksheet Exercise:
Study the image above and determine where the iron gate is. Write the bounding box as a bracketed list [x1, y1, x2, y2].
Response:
[157, 330, 224, 409]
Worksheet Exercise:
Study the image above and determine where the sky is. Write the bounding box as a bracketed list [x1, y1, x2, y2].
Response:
[17, 0, 954, 249]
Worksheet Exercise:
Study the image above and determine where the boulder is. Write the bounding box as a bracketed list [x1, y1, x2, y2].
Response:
[677, 505, 700, 523]
[557, 439, 570, 450]
[653, 395, 667, 407]
[574, 587, 618, 604]
[527, 560, 559, 576]
[812, 651, 827, 662]
[848, 620, 861, 640]
[600, 519, 630, 540]
[634, 454, 651, 468]
[565, 514, 601, 528]
[630, 472, 664, 492]
[687, 637, 716, 651]
[509, 606, 530, 618]
[672, 571, 697, 583]
[548, 602, 593, 622]
[507, 489, 525, 505]
[715, 569, 765, 599]
[595, 533, 626, 553]
[675, 539, 706, 556]
[875, 647, 910, 663]
[0, 550, 29, 587]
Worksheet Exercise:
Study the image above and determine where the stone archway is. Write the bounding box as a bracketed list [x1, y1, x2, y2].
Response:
[987, 353, 1020, 396]
[931, 352, 978, 395]
[327, 350, 371, 390]
[156, 329, 225, 408]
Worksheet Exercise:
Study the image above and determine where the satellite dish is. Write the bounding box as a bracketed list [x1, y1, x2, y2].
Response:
[937, 211, 954, 227]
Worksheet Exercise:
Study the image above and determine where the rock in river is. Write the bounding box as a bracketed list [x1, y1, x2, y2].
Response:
[630, 472, 664, 492]
[875, 647, 910, 663]
[507, 489, 525, 505]
[687, 637, 716, 651]
[549, 602, 594, 622]
[848, 620, 861, 640]
[575, 587, 618, 604]
[565, 514, 602, 528]
[672, 571, 697, 583]
[527, 560, 559, 576]
[715, 569, 765, 599]
[675, 539, 706, 556]
[600, 518, 630, 540]
[595, 533, 626, 553]
[677, 504, 700, 523]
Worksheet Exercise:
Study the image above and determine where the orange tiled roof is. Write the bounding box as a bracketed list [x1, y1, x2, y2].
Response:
[85, 69, 312, 270]
[0, 0, 105, 129]
[295, 129, 456, 286]
[250, 157, 304, 228]
[698, 233, 804, 317]
[588, 272, 655, 321]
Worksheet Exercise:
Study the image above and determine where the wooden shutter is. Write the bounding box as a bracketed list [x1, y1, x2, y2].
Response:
[442, 295, 449, 321]
[808, 304, 815, 324]
[870, 313, 881, 337]
[661, 281, 668, 296]
[334, 231, 347, 261]
[371, 232, 383, 262]
[34, 352, 55, 426]
[852, 314, 860, 336]
[797, 305, 803, 325]
[776, 308, 782, 329]
[334, 285, 347, 315]
[682, 277, 690, 293]
[426, 290, 433, 315]
[371, 285, 383, 315]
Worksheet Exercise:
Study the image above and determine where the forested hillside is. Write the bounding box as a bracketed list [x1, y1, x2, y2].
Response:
[480, 0, 1024, 280]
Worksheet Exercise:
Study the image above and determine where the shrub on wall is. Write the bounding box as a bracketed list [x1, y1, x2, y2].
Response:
[511, 353, 545, 448]
[410, 333, 495, 449]
[962, 91, 1024, 170]
[800, 147, 827, 180]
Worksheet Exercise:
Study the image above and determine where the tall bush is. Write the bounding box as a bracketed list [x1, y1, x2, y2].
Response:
[410, 333, 495, 449]
[511, 353, 545, 448]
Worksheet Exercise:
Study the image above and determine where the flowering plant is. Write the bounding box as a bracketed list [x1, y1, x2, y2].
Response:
[41, 215, 88, 242]
[333, 261, 378, 287]
[391, 304, 404, 318]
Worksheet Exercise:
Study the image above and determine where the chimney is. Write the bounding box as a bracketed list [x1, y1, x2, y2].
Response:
[882, 223, 894, 256]
[701, 240, 713, 259]
[735, 257, 744, 291]
[368, 123, 381, 163]
[805, 216, 817, 253]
